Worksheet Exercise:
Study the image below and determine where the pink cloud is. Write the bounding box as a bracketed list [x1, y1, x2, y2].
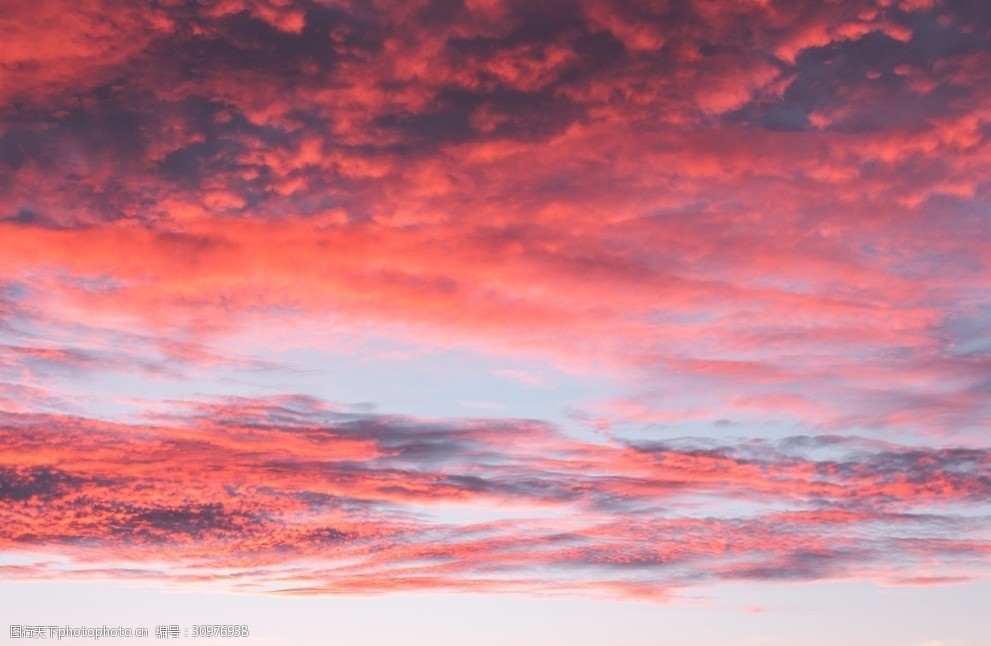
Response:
[1, 398, 990, 597]
[2, 0, 991, 602]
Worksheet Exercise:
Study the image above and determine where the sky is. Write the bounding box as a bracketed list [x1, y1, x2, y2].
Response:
[1, 0, 991, 644]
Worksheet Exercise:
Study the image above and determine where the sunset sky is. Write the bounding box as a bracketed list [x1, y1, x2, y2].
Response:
[2, 0, 991, 644]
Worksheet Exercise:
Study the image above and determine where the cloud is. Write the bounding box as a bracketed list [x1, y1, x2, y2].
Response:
[2, 182, 990, 433]
[3, 0, 991, 601]
[1, 397, 989, 597]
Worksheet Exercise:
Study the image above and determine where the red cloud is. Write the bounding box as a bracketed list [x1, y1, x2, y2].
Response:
[1, 399, 989, 597]
[3, 0, 991, 601]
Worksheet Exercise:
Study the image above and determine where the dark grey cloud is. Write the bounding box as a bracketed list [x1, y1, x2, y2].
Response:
[0, 466, 83, 502]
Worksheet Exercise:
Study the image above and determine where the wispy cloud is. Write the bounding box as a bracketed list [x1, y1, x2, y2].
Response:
[1, 397, 989, 598]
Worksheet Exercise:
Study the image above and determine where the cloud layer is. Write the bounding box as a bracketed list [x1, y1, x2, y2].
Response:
[2, 0, 991, 598]
[1, 396, 989, 598]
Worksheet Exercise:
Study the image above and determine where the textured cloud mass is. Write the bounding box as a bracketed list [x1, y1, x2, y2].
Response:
[2, 0, 991, 599]
[2, 398, 990, 598]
